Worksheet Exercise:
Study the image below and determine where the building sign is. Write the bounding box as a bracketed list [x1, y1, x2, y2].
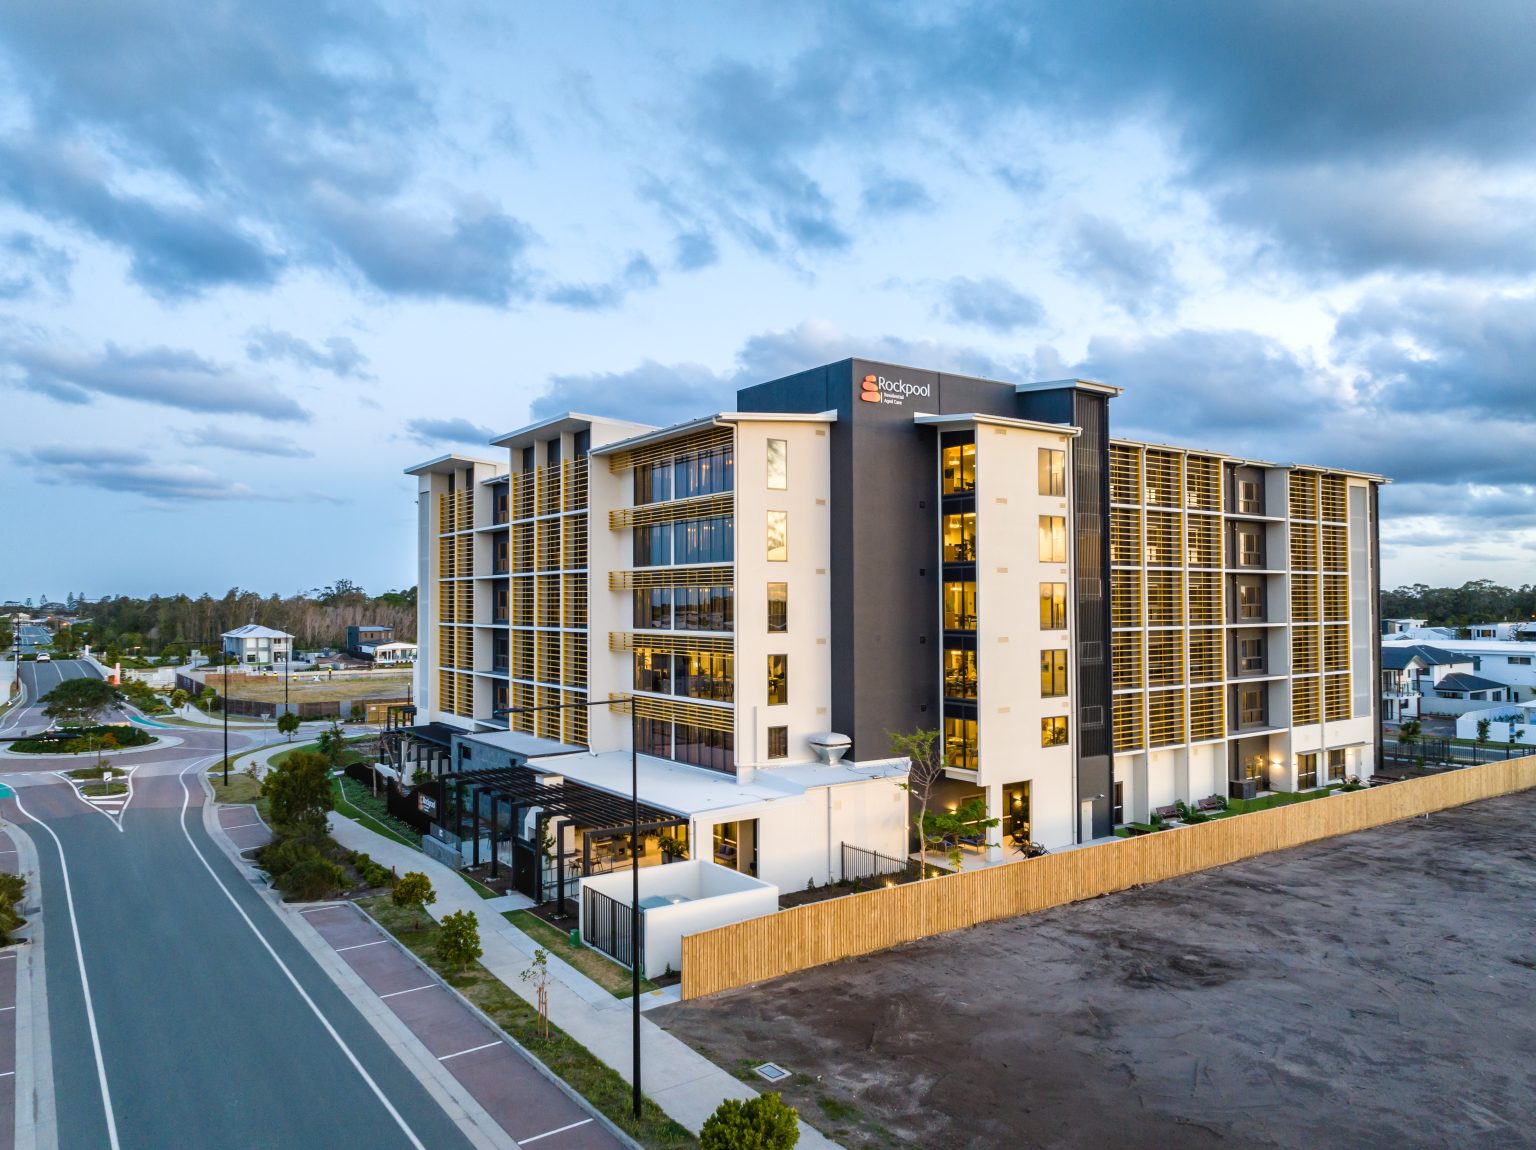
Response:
[418, 793, 438, 816]
[859, 372, 932, 407]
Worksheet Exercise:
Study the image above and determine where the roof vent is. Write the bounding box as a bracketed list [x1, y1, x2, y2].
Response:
[807, 732, 852, 765]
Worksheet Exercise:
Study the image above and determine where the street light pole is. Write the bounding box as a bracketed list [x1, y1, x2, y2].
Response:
[222, 650, 229, 787]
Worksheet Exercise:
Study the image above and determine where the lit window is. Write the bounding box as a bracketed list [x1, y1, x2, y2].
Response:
[944, 715, 978, 771]
[767, 583, 787, 633]
[767, 654, 788, 705]
[943, 647, 977, 699]
[941, 437, 976, 494]
[1039, 582, 1067, 630]
[767, 725, 788, 759]
[1038, 448, 1066, 497]
[1039, 516, 1067, 563]
[1041, 716, 1069, 747]
[943, 581, 978, 630]
[767, 511, 788, 562]
[1040, 650, 1068, 697]
[766, 439, 788, 490]
[942, 511, 977, 563]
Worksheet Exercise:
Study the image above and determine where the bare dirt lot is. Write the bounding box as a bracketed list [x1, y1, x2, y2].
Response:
[655, 791, 1536, 1150]
[202, 670, 412, 703]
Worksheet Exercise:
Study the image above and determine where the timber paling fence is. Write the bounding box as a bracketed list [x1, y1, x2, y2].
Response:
[680, 755, 1536, 1000]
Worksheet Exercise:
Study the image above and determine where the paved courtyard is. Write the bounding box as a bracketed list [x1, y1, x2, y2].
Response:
[655, 790, 1536, 1150]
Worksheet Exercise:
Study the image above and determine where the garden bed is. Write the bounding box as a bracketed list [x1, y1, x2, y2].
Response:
[11, 725, 156, 754]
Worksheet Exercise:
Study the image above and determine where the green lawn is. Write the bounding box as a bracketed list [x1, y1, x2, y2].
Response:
[331, 775, 420, 849]
[1226, 787, 1343, 815]
[209, 770, 264, 805]
[360, 896, 695, 1150]
[503, 910, 658, 998]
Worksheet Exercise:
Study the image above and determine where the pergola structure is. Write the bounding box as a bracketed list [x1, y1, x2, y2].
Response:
[381, 713, 456, 781]
[436, 764, 686, 913]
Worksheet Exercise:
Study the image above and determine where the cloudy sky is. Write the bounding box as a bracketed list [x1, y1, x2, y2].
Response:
[3, 1, 1533, 600]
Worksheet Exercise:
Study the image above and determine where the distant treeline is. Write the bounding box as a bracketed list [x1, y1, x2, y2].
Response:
[1382, 580, 1536, 627]
[6, 580, 416, 655]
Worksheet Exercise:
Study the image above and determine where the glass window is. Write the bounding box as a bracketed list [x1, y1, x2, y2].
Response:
[1042, 716, 1069, 747]
[634, 460, 671, 505]
[674, 445, 734, 499]
[675, 652, 734, 702]
[942, 511, 977, 563]
[1039, 516, 1067, 563]
[944, 715, 978, 771]
[634, 648, 671, 694]
[1297, 751, 1318, 789]
[1040, 649, 1068, 697]
[1111, 781, 1124, 825]
[767, 725, 788, 759]
[1239, 638, 1265, 672]
[672, 515, 733, 564]
[941, 438, 976, 494]
[767, 654, 788, 705]
[634, 524, 670, 567]
[943, 581, 978, 630]
[1038, 448, 1066, 497]
[1240, 686, 1264, 725]
[634, 587, 671, 629]
[767, 583, 788, 633]
[673, 585, 733, 631]
[766, 510, 788, 562]
[1238, 528, 1262, 566]
[1039, 582, 1067, 630]
[943, 648, 977, 699]
[766, 439, 787, 490]
[1239, 581, 1263, 620]
[1327, 747, 1346, 781]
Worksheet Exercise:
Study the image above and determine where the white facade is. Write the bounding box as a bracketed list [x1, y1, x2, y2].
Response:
[221, 624, 293, 666]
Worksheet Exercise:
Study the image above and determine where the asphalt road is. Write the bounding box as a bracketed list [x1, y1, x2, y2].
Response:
[13, 623, 51, 655]
[7, 760, 478, 1150]
[2, 659, 106, 741]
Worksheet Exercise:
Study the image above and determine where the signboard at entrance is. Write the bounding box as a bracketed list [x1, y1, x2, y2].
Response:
[418, 794, 437, 816]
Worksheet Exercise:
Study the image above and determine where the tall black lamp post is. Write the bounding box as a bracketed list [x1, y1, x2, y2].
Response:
[492, 694, 644, 1121]
[222, 644, 230, 786]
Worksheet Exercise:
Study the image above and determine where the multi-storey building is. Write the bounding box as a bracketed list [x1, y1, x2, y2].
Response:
[406, 359, 1385, 891]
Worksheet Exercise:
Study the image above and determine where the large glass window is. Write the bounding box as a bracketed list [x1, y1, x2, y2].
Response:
[634, 648, 672, 694]
[1238, 527, 1262, 567]
[674, 723, 733, 774]
[941, 439, 976, 494]
[673, 585, 733, 631]
[672, 515, 733, 563]
[634, 524, 670, 567]
[1039, 515, 1067, 563]
[1239, 686, 1265, 726]
[767, 583, 788, 633]
[942, 511, 977, 563]
[1327, 747, 1346, 781]
[1039, 582, 1067, 630]
[945, 715, 978, 771]
[674, 445, 734, 499]
[675, 652, 734, 702]
[943, 581, 978, 630]
[1238, 581, 1263, 620]
[766, 510, 788, 562]
[1038, 448, 1066, 497]
[634, 587, 671, 629]
[1297, 751, 1318, 789]
[635, 460, 672, 505]
[1040, 649, 1068, 697]
[1042, 716, 1069, 747]
[767, 654, 788, 705]
[766, 439, 787, 490]
[943, 648, 977, 699]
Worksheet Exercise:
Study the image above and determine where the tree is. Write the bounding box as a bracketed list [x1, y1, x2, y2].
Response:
[199, 686, 219, 713]
[520, 948, 552, 1039]
[435, 909, 482, 972]
[316, 720, 347, 768]
[890, 728, 946, 874]
[700, 1094, 799, 1150]
[1476, 717, 1491, 759]
[276, 712, 301, 742]
[170, 688, 189, 709]
[924, 795, 1001, 873]
[1397, 718, 1422, 760]
[42, 678, 122, 726]
[392, 871, 436, 926]
[261, 750, 334, 840]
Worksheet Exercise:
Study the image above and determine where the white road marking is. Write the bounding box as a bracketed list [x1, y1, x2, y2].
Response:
[378, 984, 436, 1000]
[335, 940, 387, 953]
[521, 1118, 594, 1145]
[0, 1005, 14, 1011]
[0, 1071, 12, 1078]
[176, 760, 428, 1150]
[220, 822, 265, 831]
[9, 787, 122, 1150]
[437, 1041, 502, 1062]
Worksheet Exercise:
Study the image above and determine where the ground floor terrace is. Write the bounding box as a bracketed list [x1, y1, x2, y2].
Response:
[655, 787, 1536, 1150]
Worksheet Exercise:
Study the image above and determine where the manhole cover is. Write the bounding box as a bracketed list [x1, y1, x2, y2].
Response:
[754, 1062, 791, 1084]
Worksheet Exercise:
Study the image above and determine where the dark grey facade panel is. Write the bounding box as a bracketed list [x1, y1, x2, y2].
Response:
[1071, 390, 1114, 840]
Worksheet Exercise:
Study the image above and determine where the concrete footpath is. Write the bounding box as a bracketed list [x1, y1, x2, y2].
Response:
[322, 816, 839, 1148]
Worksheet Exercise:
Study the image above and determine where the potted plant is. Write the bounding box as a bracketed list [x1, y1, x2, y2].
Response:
[657, 833, 688, 862]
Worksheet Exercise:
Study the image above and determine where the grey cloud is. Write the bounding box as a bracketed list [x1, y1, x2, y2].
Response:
[861, 176, 936, 218]
[531, 361, 733, 429]
[1333, 287, 1536, 418]
[246, 328, 372, 379]
[0, 231, 73, 299]
[405, 417, 498, 447]
[5, 342, 309, 421]
[939, 276, 1044, 334]
[1061, 215, 1180, 317]
[17, 444, 260, 501]
[175, 426, 314, 458]
[671, 230, 719, 271]
[546, 254, 659, 312]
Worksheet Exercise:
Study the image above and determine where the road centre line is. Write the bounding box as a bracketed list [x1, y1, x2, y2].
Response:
[437, 1041, 502, 1062]
[176, 759, 428, 1150]
[9, 787, 122, 1150]
[521, 1119, 595, 1145]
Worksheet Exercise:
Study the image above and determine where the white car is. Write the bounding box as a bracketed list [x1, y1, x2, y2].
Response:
[36, 652, 51, 662]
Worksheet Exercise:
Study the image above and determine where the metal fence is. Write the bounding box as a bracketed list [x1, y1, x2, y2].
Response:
[841, 842, 921, 883]
[582, 885, 643, 971]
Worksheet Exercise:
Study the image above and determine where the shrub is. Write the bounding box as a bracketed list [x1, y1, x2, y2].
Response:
[0, 872, 26, 945]
[700, 1093, 800, 1150]
[277, 856, 346, 901]
[1203, 793, 1228, 811]
[262, 750, 334, 838]
[393, 871, 436, 918]
[435, 909, 482, 971]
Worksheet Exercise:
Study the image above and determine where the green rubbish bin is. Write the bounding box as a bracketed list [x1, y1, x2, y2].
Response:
[570, 928, 581, 948]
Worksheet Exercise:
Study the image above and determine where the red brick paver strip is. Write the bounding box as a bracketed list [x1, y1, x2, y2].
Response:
[217, 804, 273, 852]
[302, 903, 622, 1149]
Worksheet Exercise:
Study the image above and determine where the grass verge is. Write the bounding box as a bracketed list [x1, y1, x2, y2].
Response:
[81, 781, 128, 797]
[503, 910, 659, 999]
[360, 895, 696, 1150]
[208, 769, 264, 806]
[1227, 787, 1342, 815]
[331, 775, 420, 849]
